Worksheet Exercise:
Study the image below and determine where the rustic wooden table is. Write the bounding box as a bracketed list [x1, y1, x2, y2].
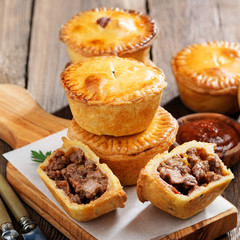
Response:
[0, 0, 239, 239]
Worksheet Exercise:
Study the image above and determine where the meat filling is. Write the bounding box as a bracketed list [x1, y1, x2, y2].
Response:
[44, 148, 108, 204]
[157, 148, 223, 195]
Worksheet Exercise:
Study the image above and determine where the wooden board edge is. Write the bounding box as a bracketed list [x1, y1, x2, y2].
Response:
[6, 162, 238, 240]
[161, 206, 238, 240]
[6, 162, 96, 240]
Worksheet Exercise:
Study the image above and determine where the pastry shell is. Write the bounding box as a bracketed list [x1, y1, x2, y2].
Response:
[37, 138, 127, 221]
[67, 107, 178, 186]
[137, 141, 234, 219]
[172, 41, 240, 114]
[61, 56, 167, 136]
[60, 7, 158, 63]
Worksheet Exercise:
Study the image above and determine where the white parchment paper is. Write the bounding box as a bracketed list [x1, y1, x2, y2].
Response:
[3, 129, 234, 240]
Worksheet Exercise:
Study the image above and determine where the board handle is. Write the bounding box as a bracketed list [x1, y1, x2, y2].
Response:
[0, 84, 69, 149]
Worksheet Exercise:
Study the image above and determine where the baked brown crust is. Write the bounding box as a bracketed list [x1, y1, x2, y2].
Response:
[61, 56, 167, 136]
[60, 7, 158, 61]
[137, 141, 234, 219]
[172, 41, 240, 113]
[67, 107, 178, 186]
[172, 41, 240, 95]
[37, 138, 127, 221]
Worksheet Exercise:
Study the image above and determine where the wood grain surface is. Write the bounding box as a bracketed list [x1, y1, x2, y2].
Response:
[0, 0, 240, 239]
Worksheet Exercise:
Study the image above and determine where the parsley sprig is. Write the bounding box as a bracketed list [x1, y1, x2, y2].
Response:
[31, 150, 52, 163]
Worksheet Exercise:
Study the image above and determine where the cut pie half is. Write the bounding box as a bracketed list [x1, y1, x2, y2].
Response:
[38, 138, 127, 221]
[137, 141, 234, 219]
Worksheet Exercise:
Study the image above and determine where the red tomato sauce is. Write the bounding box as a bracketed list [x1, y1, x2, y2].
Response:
[176, 119, 240, 153]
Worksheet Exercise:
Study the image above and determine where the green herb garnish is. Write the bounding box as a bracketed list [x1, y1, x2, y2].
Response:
[31, 150, 52, 163]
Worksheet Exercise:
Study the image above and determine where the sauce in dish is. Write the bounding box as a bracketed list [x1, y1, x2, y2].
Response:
[176, 119, 240, 153]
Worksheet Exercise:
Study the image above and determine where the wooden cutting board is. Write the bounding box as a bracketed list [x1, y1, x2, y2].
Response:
[0, 84, 238, 240]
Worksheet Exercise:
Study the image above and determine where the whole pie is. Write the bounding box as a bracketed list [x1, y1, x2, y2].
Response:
[61, 56, 167, 136]
[172, 41, 240, 114]
[137, 140, 234, 219]
[67, 107, 178, 186]
[60, 7, 158, 63]
[38, 138, 127, 221]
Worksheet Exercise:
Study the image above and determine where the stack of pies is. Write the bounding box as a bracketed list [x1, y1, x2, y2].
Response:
[37, 8, 235, 221]
[60, 7, 158, 63]
[37, 8, 180, 221]
[61, 56, 178, 186]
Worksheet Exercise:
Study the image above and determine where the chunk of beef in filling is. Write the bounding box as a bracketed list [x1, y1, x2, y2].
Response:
[44, 148, 108, 204]
[157, 148, 223, 195]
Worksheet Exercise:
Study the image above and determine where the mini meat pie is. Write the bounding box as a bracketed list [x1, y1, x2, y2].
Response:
[59, 7, 158, 63]
[172, 41, 240, 114]
[137, 141, 234, 219]
[37, 138, 127, 221]
[67, 107, 178, 186]
[61, 56, 167, 136]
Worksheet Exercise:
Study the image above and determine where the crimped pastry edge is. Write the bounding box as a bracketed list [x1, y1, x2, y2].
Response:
[67, 107, 178, 155]
[59, 7, 158, 57]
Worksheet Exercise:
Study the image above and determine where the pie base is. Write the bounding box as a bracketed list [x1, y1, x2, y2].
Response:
[68, 92, 162, 136]
[177, 80, 239, 114]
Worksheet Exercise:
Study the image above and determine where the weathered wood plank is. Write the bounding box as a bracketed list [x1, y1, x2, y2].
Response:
[0, 0, 32, 86]
[27, 0, 145, 114]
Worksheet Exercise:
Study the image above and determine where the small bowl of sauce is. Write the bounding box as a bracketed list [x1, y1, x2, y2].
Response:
[176, 113, 240, 167]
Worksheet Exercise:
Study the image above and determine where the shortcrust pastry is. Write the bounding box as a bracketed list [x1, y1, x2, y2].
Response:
[61, 56, 167, 136]
[59, 7, 158, 63]
[67, 107, 178, 186]
[137, 141, 234, 219]
[172, 41, 240, 114]
[38, 138, 127, 221]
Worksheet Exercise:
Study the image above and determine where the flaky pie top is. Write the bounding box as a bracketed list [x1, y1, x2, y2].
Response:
[61, 56, 166, 104]
[172, 41, 240, 94]
[60, 7, 157, 56]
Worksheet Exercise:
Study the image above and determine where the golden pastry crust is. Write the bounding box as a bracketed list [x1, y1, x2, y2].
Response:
[60, 7, 158, 63]
[61, 56, 167, 136]
[67, 107, 178, 186]
[37, 138, 127, 221]
[137, 141, 234, 219]
[172, 41, 240, 113]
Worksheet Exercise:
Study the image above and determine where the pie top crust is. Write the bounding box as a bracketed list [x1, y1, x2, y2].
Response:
[60, 7, 157, 57]
[61, 56, 166, 104]
[172, 41, 240, 95]
[67, 106, 178, 156]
